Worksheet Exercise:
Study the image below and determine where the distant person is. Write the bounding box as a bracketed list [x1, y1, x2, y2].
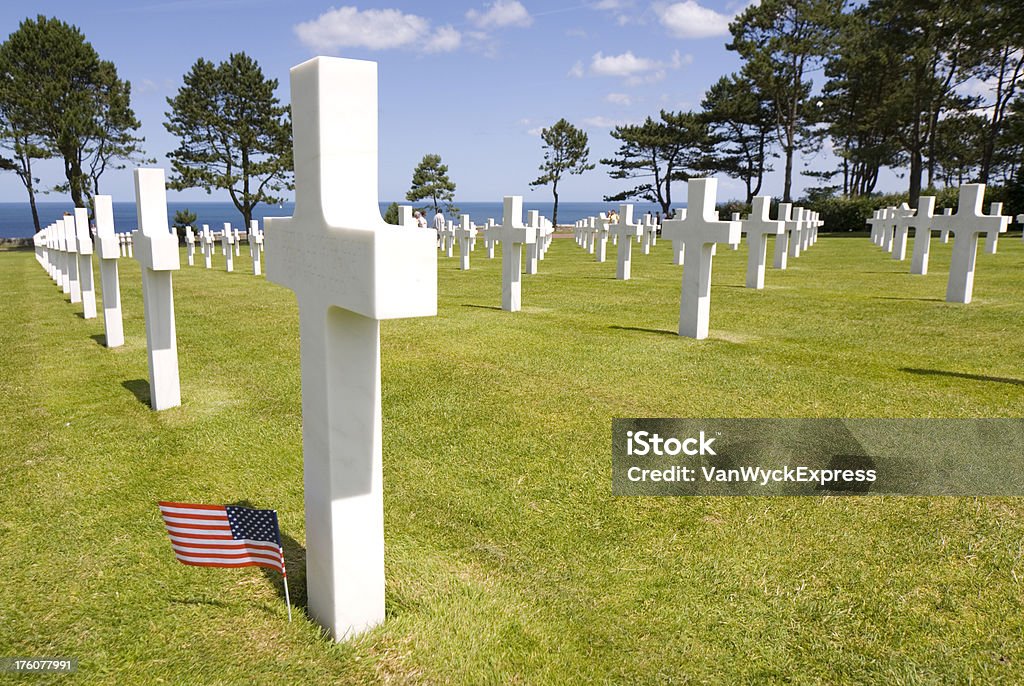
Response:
[413, 210, 426, 229]
[433, 209, 445, 247]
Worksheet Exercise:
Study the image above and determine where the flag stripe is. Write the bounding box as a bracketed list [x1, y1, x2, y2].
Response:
[159, 501, 226, 512]
[159, 502, 287, 578]
[174, 557, 284, 571]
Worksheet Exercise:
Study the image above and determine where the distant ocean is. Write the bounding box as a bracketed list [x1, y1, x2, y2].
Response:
[0, 200, 673, 238]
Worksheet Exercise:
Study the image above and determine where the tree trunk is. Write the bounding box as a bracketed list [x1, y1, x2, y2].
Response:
[551, 184, 559, 227]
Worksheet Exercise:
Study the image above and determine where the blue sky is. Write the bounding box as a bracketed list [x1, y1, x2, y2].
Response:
[0, 0, 904, 206]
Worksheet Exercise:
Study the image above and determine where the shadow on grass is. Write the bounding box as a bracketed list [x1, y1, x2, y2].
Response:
[900, 367, 1024, 387]
[876, 296, 945, 303]
[90, 334, 107, 347]
[608, 325, 678, 337]
[122, 379, 150, 406]
[462, 304, 503, 311]
[229, 499, 308, 615]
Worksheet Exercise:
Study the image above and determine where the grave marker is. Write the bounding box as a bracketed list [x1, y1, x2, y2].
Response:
[742, 196, 785, 289]
[908, 196, 936, 275]
[498, 196, 536, 311]
[133, 168, 182, 410]
[73, 208, 97, 319]
[932, 184, 1003, 303]
[661, 178, 739, 338]
[94, 195, 125, 347]
[264, 57, 437, 640]
[609, 203, 642, 280]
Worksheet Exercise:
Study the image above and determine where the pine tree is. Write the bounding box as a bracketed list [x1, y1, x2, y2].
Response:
[528, 119, 593, 226]
[406, 154, 457, 217]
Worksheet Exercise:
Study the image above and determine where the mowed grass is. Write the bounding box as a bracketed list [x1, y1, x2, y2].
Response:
[1, 229, 1023, 684]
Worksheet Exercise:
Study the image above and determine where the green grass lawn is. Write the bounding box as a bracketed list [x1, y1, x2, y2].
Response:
[1, 231, 1023, 684]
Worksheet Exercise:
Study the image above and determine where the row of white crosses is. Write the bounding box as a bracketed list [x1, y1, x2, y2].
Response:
[29, 173, 181, 409]
[866, 183, 1011, 303]
[182, 221, 265, 275]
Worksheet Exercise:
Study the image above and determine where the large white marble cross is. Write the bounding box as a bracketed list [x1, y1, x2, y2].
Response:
[94, 195, 124, 347]
[982, 202, 1009, 254]
[221, 223, 235, 272]
[73, 208, 97, 319]
[787, 207, 804, 258]
[608, 203, 642, 280]
[456, 214, 476, 271]
[773, 203, 794, 269]
[498, 196, 536, 312]
[201, 225, 213, 268]
[133, 168, 182, 410]
[890, 203, 915, 261]
[185, 226, 196, 266]
[932, 184, 1003, 304]
[742, 196, 785, 289]
[264, 57, 437, 641]
[661, 178, 739, 338]
[907, 196, 936, 275]
[64, 216, 82, 304]
[525, 210, 541, 274]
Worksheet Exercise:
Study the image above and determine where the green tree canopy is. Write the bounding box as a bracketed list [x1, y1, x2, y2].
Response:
[406, 153, 457, 217]
[601, 110, 714, 216]
[728, 0, 843, 202]
[0, 15, 145, 215]
[701, 74, 775, 203]
[528, 118, 594, 226]
[165, 52, 293, 228]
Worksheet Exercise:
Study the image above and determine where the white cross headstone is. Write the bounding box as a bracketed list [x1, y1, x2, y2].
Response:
[94, 195, 125, 347]
[742, 196, 785, 289]
[881, 207, 896, 252]
[593, 213, 609, 262]
[498, 196, 536, 311]
[609, 203, 642, 280]
[867, 209, 885, 246]
[397, 205, 416, 228]
[525, 210, 541, 274]
[73, 208, 98, 319]
[661, 178, 739, 338]
[939, 209, 952, 243]
[787, 207, 804, 258]
[56, 219, 70, 295]
[221, 223, 235, 272]
[443, 220, 455, 258]
[64, 216, 82, 304]
[641, 215, 655, 255]
[251, 224, 264, 276]
[126, 232, 134, 258]
[234, 228, 242, 256]
[456, 214, 476, 271]
[932, 184, 1004, 304]
[133, 168, 182, 410]
[264, 57, 436, 640]
[890, 203, 915, 261]
[185, 226, 196, 266]
[669, 209, 687, 265]
[729, 212, 741, 250]
[908, 196, 936, 275]
[982, 202, 1009, 254]
[1018, 213, 1024, 241]
[119, 232, 127, 258]
[201, 225, 213, 268]
[773, 203, 794, 269]
[483, 218, 499, 259]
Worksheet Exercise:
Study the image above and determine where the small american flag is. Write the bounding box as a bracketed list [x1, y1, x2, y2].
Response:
[158, 502, 286, 576]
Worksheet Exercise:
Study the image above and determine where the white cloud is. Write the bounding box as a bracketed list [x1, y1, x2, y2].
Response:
[582, 115, 634, 128]
[605, 92, 632, 105]
[568, 60, 585, 78]
[466, 0, 533, 29]
[655, 1, 732, 38]
[424, 24, 462, 53]
[526, 126, 545, 136]
[591, 51, 660, 77]
[294, 7, 460, 53]
[591, 0, 630, 9]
